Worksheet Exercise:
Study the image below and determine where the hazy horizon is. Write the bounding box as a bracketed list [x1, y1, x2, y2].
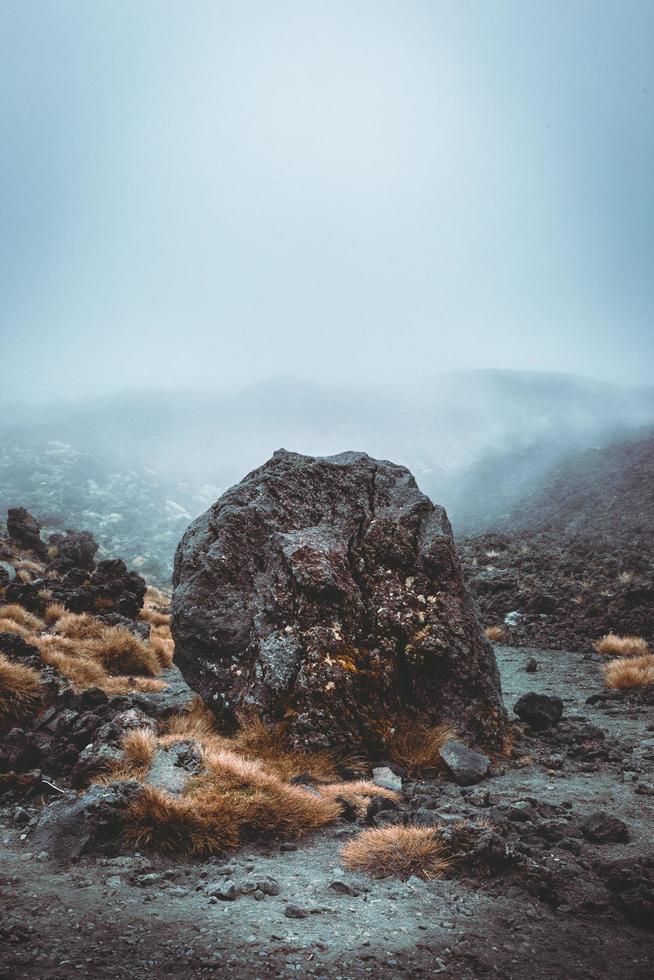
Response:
[1, 1, 653, 403]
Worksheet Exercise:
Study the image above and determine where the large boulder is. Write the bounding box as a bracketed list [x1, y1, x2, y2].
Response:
[6, 507, 46, 557]
[172, 450, 508, 752]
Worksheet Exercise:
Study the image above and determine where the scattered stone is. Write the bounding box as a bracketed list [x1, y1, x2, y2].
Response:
[329, 880, 360, 896]
[514, 692, 563, 730]
[580, 812, 630, 844]
[30, 781, 143, 862]
[439, 740, 491, 786]
[284, 903, 310, 919]
[525, 658, 538, 673]
[372, 766, 402, 793]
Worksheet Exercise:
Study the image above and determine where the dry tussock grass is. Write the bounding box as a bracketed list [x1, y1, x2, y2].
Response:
[149, 635, 174, 669]
[318, 779, 400, 816]
[39, 648, 108, 689]
[86, 627, 161, 677]
[227, 714, 342, 782]
[595, 633, 650, 657]
[341, 826, 450, 880]
[43, 602, 67, 625]
[0, 652, 43, 718]
[387, 720, 455, 778]
[139, 607, 170, 627]
[54, 611, 106, 640]
[603, 654, 654, 689]
[0, 618, 33, 639]
[484, 625, 505, 642]
[0, 604, 44, 632]
[121, 727, 158, 774]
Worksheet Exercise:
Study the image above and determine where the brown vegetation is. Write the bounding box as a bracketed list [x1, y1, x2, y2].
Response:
[0, 652, 43, 719]
[341, 826, 450, 880]
[595, 633, 650, 657]
[603, 654, 654, 689]
[485, 625, 505, 642]
[85, 627, 161, 677]
[387, 720, 455, 778]
[0, 604, 44, 633]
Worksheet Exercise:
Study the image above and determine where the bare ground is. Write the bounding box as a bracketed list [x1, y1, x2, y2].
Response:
[2, 645, 653, 979]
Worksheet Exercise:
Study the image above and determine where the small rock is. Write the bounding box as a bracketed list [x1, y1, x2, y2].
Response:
[439, 740, 490, 786]
[329, 880, 359, 896]
[525, 658, 538, 673]
[372, 767, 402, 793]
[580, 811, 630, 844]
[514, 692, 563, 730]
[206, 881, 239, 901]
[284, 903, 309, 919]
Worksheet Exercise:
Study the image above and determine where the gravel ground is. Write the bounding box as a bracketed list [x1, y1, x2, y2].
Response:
[2, 645, 653, 979]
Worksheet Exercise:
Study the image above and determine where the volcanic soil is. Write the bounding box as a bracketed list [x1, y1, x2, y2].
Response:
[2, 644, 654, 979]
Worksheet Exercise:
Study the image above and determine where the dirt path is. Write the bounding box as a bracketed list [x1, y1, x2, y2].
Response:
[2, 645, 653, 979]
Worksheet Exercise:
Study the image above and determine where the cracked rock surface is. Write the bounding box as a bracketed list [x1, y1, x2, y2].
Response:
[172, 450, 507, 751]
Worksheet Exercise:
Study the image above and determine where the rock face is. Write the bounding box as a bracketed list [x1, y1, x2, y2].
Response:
[172, 450, 507, 751]
[7, 507, 46, 557]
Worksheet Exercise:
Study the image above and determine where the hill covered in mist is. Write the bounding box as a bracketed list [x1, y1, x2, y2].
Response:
[1, 370, 653, 582]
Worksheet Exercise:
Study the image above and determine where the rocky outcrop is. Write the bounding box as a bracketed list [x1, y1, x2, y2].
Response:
[6, 507, 46, 557]
[172, 450, 507, 752]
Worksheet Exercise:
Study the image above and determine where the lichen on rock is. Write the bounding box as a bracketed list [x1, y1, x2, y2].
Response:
[172, 450, 507, 752]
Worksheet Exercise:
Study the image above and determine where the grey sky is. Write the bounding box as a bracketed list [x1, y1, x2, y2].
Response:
[1, 0, 652, 401]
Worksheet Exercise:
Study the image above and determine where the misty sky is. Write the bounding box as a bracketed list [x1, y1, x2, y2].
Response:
[1, 0, 653, 402]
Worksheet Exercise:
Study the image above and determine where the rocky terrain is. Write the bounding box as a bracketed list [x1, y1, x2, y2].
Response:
[1, 442, 653, 979]
[460, 433, 654, 650]
[2, 643, 653, 978]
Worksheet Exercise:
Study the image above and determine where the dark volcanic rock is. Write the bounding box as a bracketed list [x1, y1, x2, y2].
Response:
[581, 811, 630, 844]
[30, 780, 143, 861]
[438, 739, 491, 785]
[172, 450, 507, 752]
[6, 507, 46, 557]
[52, 559, 147, 618]
[48, 529, 98, 573]
[514, 692, 563, 730]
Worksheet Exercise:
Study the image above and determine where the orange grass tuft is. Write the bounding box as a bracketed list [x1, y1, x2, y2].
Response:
[228, 714, 341, 783]
[120, 727, 158, 774]
[485, 625, 505, 643]
[149, 635, 174, 669]
[388, 721, 455, 778]
[595, 633, 650, 657]
[0, 652, 43, 718]
[0, 618, 33, 639]
[43, 602, 67, 625]
[86, 627, 161, 676]
[603, 654, 654, 689]
[0, 604, 44, 632]
[53, 612, 106, 640]
[341, 826, 450, 880]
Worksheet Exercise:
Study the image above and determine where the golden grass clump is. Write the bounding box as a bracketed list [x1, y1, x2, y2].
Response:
[124, 784, 241, 855]
[124, 747, 342, 856]
[595, 633, 650, 658]
[0, 652, 43, 719]
[0, 604, 44, 633]
[120, 727, 158, 774]
[43, 602, 67, 625]
[39, 648, 108, 690]
[0, 618, 33, 639]
[149, 635, 175, 669]
[53, 611, 106, 640]
[341, 826, 450, 880]
[102, 676, 169, 695]
[387, 721, 455, 778]
[139, 607, 170, 627]
[86, 626, 161, 677]
[603, 654, 654, 689]
[318, 779, 400, 817]
[227, 714, 342, 783]
[485, 625, 505, 643]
